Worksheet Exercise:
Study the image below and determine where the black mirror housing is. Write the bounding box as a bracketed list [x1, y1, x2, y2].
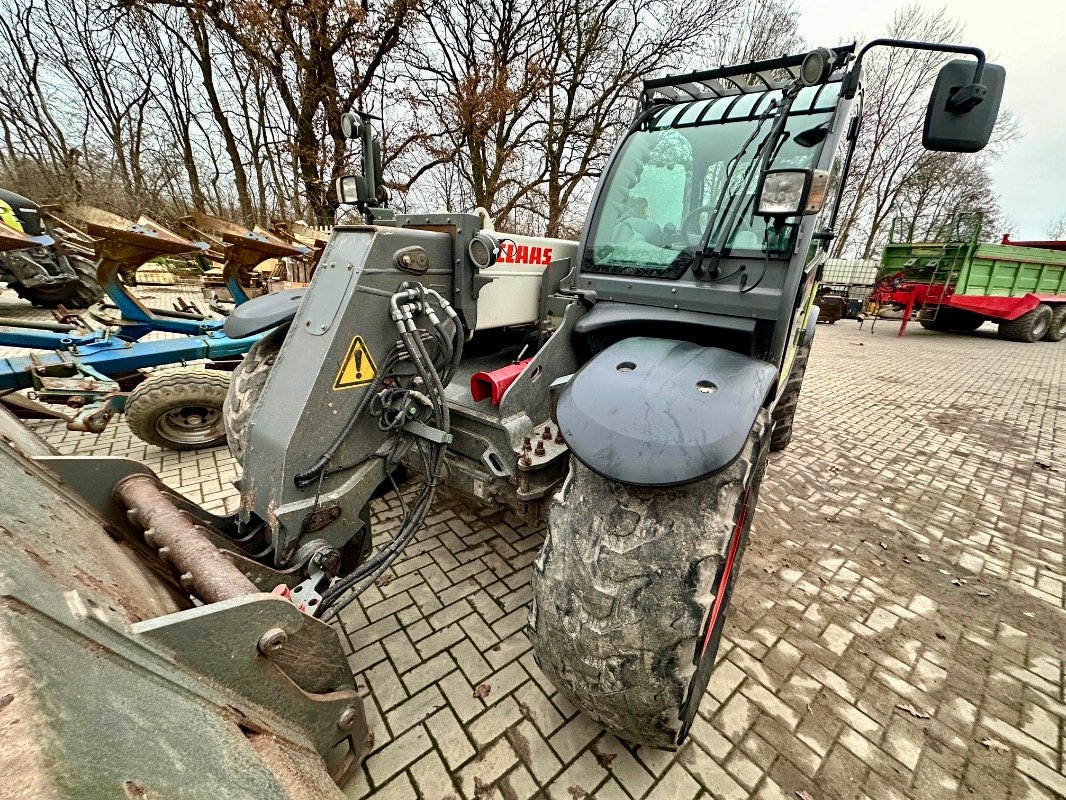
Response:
[755, 169, 829, 217]
[335, 174, 369, 206]
[924, 60, 1005, 152]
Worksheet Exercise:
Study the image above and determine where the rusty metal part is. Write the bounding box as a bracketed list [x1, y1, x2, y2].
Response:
[258, 627, 288, 655]
[337, 706, 361, 731]
[71, 209, 206, 293]
[114, 473, 258, 603]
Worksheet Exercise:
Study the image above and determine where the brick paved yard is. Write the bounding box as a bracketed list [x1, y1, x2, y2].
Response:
[4, 288, 1065, 800]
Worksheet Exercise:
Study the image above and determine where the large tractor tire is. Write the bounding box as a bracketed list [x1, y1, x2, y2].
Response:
[529, 411, 770, 749]
[918, 317, 950, 332]
[1041, 305, 1066, 343]
[11, 255, 104, 309]
[769, 340, 810, 452]
[126, 368, 230, 450]
[223, 326, 287, 463]
[918, 307, 984, 332]
[998, 304, 1053, 343]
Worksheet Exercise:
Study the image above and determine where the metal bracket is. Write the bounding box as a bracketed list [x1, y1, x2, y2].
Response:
[403, 419, 453, 445]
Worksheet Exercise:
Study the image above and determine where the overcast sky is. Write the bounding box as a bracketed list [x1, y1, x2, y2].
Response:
[795, 0, 1063, 240]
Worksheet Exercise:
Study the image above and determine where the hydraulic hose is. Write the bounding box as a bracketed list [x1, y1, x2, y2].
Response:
[316, 284, 461, 617]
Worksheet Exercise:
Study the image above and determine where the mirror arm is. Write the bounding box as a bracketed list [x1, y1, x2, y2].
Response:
[841, 38, 987, 99]
[826, 100, 862, 236]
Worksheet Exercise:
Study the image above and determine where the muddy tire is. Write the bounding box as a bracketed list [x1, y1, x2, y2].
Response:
[769, 341, 810, 452]
[998, 304, 1053, 343]
[1042, 305, 1066, 342]
[125, 368, 230, 450]
[223, 326, 287, 463]
[10, 255, 104, 309]
[529, 410, 770, 749]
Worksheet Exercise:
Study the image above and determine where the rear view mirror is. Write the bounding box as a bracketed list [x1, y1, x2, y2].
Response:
[923, 60, 1005, 152]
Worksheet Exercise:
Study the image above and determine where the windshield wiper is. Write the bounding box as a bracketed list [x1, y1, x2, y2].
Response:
[692, 83, 803, 279]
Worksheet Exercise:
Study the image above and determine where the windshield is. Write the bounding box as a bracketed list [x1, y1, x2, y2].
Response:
[583, 96, 835, 279]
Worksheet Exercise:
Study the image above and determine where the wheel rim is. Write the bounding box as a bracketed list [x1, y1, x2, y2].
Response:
[1032, 313, 1050, 339]
[1054, 314, 1066, 337]
[155, 404, 225, 445]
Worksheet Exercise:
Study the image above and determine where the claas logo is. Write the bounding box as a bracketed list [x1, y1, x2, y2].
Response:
[496, 242, 553, 266]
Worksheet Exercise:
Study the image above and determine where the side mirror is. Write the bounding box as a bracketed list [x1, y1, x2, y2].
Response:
[335, 174, 369, 206]
[756, 169, 829, 217]
[923, 60, 1005, 152]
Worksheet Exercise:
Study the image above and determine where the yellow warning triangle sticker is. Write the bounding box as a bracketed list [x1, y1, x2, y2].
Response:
[333, 335, 378, 390]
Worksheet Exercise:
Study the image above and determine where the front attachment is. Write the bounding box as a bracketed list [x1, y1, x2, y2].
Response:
[556, 337, 776, 486]
[0, 416, 370, 797]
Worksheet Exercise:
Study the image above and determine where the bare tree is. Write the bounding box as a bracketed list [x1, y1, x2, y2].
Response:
[133, 0, 420, 222]
[1046, 213, 1066, 241]
[537, 0, 740, 237]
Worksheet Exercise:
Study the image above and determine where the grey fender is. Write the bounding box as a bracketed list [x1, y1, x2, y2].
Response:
[802, 304, 819, 346]
[556, 337, 777, 487]
[223, 289, 304, 339]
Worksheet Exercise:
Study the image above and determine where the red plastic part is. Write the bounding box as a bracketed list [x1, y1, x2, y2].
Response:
[272, 583, 308, 613]
[470, 357, 533, 406]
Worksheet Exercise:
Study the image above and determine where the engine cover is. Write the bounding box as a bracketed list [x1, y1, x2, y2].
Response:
[556, 337, 777, 486]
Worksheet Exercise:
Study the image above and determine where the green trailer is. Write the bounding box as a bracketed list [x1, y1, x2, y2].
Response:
[875, 214, 1066, 342]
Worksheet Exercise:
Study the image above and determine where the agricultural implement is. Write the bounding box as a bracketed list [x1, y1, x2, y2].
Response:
[0, 211, 304, 448]
[872, 213, 1066, 341]
[176, 211, 311, 307]
[0, 187, 104, 308]
[1, 40, 1004, 796]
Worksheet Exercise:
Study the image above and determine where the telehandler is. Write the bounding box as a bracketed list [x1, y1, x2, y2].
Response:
[0, 41, 1003, 795]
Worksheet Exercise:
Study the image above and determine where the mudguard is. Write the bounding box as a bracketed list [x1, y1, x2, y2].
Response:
[556, 337, 777, 486]
[223, 288, 304, 339]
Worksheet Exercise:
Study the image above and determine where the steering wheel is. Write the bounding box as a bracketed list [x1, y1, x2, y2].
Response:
[680, 204, 715, 238]
[611, 216, 638, 244]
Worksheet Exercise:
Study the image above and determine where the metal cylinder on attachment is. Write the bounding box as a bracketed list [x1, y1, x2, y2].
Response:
[113, 473, 258, 603]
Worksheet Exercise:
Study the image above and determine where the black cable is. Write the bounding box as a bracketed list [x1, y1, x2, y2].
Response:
[318, 289, 458, 617]
[293, 345, 401, 487]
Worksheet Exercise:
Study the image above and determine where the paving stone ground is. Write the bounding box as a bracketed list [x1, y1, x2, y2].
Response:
[3, 286, 1064, 800]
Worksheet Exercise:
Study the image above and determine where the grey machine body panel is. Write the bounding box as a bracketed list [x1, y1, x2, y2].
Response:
[556, 337, 777, 486]
[239, 225, 454, 562]
[238, 216, 583, 564]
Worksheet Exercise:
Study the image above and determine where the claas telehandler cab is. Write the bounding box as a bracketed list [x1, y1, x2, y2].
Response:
[1, 40, 1004, 797]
